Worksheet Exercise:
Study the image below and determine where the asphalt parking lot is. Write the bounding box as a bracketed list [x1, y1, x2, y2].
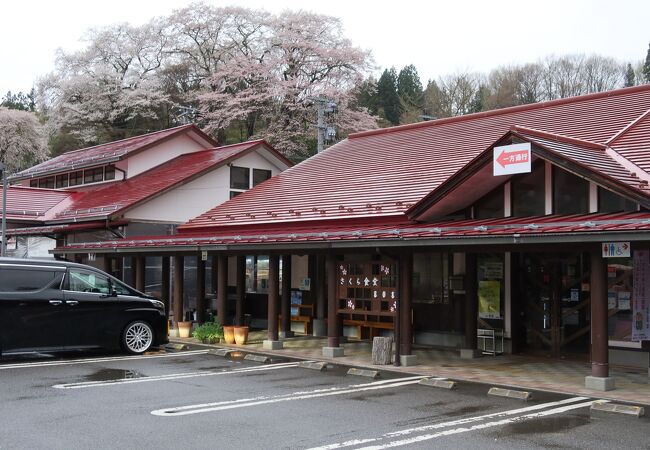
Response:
[0, 348, 648, 449]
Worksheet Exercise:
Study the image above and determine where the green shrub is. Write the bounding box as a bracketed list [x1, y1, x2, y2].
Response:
[192, 320, 224, 343]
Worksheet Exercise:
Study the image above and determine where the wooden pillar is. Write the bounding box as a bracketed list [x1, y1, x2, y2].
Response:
[173, 255, 184, 325]
[235, 255, 246, 326]
[217, 254, 228, 325]
[315, 255, 326, 320]
[399, 253, 413, 356]
[590, 250, 609, 378]
[281, 254, 293, 337]
[326, 254, 339, 348]
[161, 256, 171, 318]
[134, 256, 145, 292]
[196, 255, 206, 324]
[267, 255, 280, 341]
[463, 253, 478, 353]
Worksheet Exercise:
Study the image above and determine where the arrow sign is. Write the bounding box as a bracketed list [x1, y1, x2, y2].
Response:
[493, 143, 531, 176]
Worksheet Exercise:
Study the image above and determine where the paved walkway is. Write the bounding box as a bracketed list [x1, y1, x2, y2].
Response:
[170, 330, 650, 406]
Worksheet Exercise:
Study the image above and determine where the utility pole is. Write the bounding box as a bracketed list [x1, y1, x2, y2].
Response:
[313, 97, 338, 153]
[0, 163, 7, 257]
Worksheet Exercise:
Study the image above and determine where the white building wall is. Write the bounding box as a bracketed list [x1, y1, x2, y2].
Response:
[125, 134, 209, 178]
[124, 149, 285, 223]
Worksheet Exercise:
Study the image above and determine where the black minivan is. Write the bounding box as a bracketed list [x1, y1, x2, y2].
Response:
[0, 258, 168, 356]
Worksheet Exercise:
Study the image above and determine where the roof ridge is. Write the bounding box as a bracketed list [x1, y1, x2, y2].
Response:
[56, 124, 195, 156]
[511, 125, 606, 150]
[350, 84, 650, 140]
[606, 108, 650, 145]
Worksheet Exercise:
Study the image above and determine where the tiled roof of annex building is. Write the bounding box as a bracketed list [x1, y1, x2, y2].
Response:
[181, 85, 650, 232]
[11, 124, 217, 180]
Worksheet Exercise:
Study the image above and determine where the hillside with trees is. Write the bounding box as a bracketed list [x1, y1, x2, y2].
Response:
[2, 3, 649, 167]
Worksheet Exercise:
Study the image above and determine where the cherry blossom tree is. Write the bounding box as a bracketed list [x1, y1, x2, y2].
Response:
[37, 21, 171, 148]
[0, 108, 48, 172]
[198, 10, 377, 159]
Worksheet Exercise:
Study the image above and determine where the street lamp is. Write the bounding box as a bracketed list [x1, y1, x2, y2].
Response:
[0, 162, 6, 257]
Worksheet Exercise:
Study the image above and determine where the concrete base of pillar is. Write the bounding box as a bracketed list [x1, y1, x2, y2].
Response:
[322, 346, 344, 357]
[400, 354, 418, 366]
[460, 348, 483, 359]
[279, 331, 295, 339]
[263, 340, 283, 350]
[585, 375, 615, 391]
[312, 319, 326, 337]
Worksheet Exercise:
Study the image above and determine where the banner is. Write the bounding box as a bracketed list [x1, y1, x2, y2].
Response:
[632, 250, 650, 341]
[478, 280, 501, 319]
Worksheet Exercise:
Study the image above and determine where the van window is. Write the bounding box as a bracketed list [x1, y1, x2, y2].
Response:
[66, 269, 111, 294]
[0, 268, 59, 292]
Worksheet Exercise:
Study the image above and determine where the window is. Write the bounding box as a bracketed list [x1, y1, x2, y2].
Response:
[230, 191, 242, 199]
[40, 177, 55, 189]
[84, 167, 104, 184]
[230, 166, 249, 190]
[553, 167, 588, 215]
[599, 188, 637, 213]
[253, 169, 272, 187]
[66, 269, 111, 294]
[245, 255, 269, 293]
[30, 179, 38, 188]
[474, 185, 504, 219]
[55, 174, 69, 188]
[0, 268, 59, 292]
[104, 165, 116, 181]
[511, 161, 545, 217]
[413, 253, 448, 304]
[69, 171, 83, 186]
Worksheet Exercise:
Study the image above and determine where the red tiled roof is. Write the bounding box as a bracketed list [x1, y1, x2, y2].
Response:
[51, 141, 266, 222]
[11, 125, 217, 180]
[57, 212, 650, 252]
[182, 85, 650, 232]
[512, 127, 645, 191]
[0, 186, 74, 221]
[607, 109, 650, 174]
[7, 220, 128, 237]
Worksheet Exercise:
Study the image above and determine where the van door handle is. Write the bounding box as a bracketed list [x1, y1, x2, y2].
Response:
[66, 301, 79, 306]
[49, 300, 63, 305]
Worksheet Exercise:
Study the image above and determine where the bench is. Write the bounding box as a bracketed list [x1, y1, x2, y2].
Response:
[343, 319, 393, 340]
[279, 304, 314, 334]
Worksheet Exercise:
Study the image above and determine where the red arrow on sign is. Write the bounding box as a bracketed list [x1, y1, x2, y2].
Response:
[496, 149, 529, 168]
[623, 243, 629, 250]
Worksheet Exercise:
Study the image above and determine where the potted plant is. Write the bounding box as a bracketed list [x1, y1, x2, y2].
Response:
[192, 320, 224, 344]
[223, 325, 235, 344]
[233, 325, 249, 345]
[178, 321, 192, 338]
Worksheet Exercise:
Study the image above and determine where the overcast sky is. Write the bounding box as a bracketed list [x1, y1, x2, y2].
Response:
[2, 0, 649, 95]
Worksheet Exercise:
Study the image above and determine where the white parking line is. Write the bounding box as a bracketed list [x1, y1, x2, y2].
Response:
[0, 350, 209, 370]
[52, 361, 300, 389]
[308, 396, 595, 450]
[151, 375, 426, 417]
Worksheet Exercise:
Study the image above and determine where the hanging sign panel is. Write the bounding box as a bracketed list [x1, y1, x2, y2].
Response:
[632, 250, 650, 341]
[493, 142, 531, 176]
[602, 242, 630, 258]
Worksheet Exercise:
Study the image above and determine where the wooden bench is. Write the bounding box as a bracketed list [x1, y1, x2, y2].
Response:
[279, 304, 314, 334]
[343, 319, 393, 340]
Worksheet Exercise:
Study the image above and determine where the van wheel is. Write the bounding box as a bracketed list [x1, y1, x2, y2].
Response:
[122, 321, 154, 354]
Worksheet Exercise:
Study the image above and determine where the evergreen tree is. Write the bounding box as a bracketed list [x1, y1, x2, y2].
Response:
[469, 84, 489, 113]
[397, 64, 423, 108]
[355, 77, 379, 115]
[625, 63, 636, 87]
[644, 43, 650, 83]
[376, 68, 402, 125]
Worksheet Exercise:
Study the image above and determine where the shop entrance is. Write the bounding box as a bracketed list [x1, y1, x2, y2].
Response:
[518, 253, 591, 358]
